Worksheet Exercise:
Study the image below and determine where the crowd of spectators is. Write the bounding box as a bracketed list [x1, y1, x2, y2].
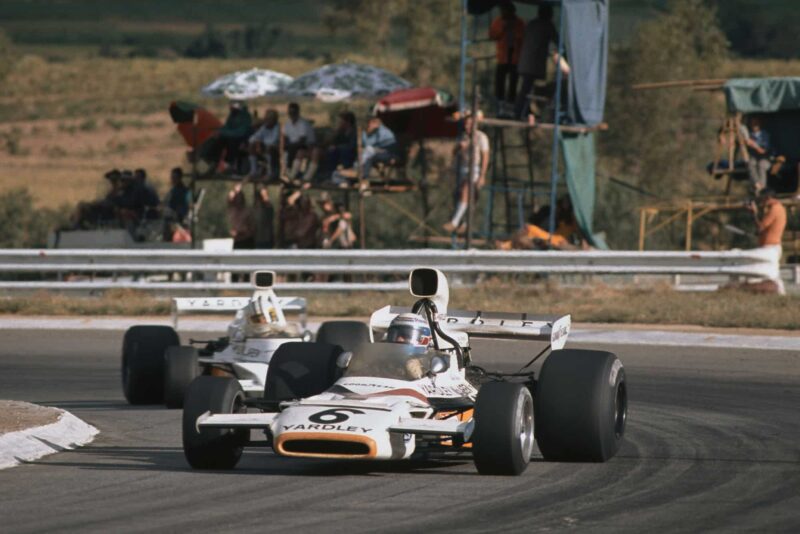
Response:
[196, 101, 401, 188]
[226, 181, 355, 251]
[70, 167, 192, 243]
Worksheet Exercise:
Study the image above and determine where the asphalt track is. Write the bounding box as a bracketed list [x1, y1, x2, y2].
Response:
[0, 329, 799, 533]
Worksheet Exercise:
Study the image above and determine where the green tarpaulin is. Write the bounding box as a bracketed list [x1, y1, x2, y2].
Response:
[725, 77, 800, 114]
[559, 131, 608, 249]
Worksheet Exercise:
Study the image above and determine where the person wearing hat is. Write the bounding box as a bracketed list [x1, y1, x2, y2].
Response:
[360, 115, 397, 180]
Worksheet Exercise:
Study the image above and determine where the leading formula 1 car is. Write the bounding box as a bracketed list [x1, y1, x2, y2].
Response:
[121, 271, 370, 409]
[182, 268, 628, 475]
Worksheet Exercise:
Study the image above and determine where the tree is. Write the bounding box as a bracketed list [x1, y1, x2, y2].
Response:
[0, 30, 16, 83]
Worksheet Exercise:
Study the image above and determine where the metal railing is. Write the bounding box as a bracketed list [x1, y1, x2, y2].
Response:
[0, 247, 785, 292]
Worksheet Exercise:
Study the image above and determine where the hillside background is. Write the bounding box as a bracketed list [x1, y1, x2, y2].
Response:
[0, 0, 797, 249]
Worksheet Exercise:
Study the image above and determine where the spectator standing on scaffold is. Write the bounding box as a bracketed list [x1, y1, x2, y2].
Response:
[489, 1, 524, 117]
[444, 112, 490, 234]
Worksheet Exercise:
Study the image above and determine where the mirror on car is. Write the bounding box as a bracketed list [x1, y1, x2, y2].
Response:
[410, 268, 438, 297]
[253, 270, 275, 289]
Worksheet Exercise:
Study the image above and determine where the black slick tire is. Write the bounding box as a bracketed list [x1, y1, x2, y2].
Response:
[121, 325, 179, 404]
[472, 382, 535, 476]
[315, 321, 370, 353]
[534, 349, 627, 462]
[164, 346, 200, 409]
[182, 376, 246, 470]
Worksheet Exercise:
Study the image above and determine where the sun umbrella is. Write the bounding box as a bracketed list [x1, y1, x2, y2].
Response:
[284, 62, 412, 102]
[168, 101, 222, 148]
[201, 68, 293, 100]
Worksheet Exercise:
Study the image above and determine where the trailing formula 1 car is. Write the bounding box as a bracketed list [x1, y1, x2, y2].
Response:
[182, 268, 628, 475]
[121, 271, 370, 408]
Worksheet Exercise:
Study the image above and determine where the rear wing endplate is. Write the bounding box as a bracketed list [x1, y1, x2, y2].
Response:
[370, 305, 570, 350]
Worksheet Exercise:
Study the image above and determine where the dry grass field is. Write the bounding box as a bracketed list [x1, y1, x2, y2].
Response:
[1, 283, 797, 330]
[0, 54, 405, 208]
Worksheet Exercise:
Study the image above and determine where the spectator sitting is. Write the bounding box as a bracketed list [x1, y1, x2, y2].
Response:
[360, 115, 398, 179]
[71, 169, 122, 229]
[163, 167, 192, 224]
[748, 188, 787, 294]
[201, 100, 252, 172]
[133, 168, 160, 219]
[319, 195, 356, 249]
[501, 206, 577, 250]
[744, 116, 771, 195]
[515, 4, 559, 120]
[326, 111, 358, 183]
[283, 102, 318, 182]
[114, 170, 144, 227]
[489, 0, 525, 116]
[279, 190, 319, 249]
[248, 109, 280, 180]
[227, 181, 255, 249]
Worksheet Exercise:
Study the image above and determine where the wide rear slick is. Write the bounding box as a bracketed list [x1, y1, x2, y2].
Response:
[472, 349, 627, 475]
[121, 325, 179, 404]
[535, 349, 627, 462]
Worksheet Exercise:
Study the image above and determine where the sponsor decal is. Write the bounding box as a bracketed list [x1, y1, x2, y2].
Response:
[308, 408, 364, 424]
[282, 424, 372, 433]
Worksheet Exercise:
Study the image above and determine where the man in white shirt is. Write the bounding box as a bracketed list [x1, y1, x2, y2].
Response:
[248, 109, 280, 179]
[283, 102, 318, 182]
[444, 113, 490, 233]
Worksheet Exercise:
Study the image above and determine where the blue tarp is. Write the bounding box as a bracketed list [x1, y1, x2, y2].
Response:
[724, 77, 800, 114]
[564, 0, 608, 126]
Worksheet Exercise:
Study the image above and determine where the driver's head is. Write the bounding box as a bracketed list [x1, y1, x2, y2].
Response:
[385, 313, 431, 347]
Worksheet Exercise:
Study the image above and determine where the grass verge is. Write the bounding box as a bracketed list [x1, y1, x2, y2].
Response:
[1, 284, 798, 331]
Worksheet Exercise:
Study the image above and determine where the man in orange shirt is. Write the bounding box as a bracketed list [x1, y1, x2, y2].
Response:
[489, 1, 525, 114]
[749, 188, 787, 294]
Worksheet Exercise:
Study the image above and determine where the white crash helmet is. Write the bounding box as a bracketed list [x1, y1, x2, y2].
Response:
[385, 313, 432, 347]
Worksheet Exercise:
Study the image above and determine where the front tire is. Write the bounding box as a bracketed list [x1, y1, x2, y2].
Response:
[164, 346, 200, 409]
[121, 325, 179, 404]
[182, 376, 246, 470]
[535, 349, 627, 462]
[472, 382, 535, 476]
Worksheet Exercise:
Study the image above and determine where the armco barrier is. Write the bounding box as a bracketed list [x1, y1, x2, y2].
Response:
[0, 247, 782, 291]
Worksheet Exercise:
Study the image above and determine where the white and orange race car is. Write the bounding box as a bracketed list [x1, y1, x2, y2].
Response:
[182, 268, 627, 475]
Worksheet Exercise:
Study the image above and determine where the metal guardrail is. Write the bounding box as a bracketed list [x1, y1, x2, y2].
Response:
[0, 248, 786, 293]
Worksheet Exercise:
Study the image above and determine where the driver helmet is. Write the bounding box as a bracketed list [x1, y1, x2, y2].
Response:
[385, 313, 432, 347]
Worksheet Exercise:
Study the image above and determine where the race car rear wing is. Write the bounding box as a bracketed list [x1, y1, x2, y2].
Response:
[171, 296, 307, 329]
[370, 305, 570, 350]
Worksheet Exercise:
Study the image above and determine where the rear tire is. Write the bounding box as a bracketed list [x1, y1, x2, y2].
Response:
[182, 376, 246, 470]
[164, 346, 200, 409]
[263, 342, 342, 408]
[535, 349, 627, 462]
[472, 382, 535, 476]
[316, 321, 370, 353]
[121, 325, 179, 404]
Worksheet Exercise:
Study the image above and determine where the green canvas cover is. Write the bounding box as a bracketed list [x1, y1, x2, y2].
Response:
[724, 77, 800, 113]
[559, 131, 608, 249]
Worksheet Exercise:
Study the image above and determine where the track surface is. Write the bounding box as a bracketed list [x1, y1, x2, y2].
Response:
[0, 329, 799, 533]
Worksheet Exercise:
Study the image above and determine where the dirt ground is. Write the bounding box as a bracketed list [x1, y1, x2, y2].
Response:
[0, 400, 60, 435]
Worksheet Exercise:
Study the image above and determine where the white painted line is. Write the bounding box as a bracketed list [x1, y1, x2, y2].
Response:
[569, 329, 800, 352]
[0, 409, 99, 470]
